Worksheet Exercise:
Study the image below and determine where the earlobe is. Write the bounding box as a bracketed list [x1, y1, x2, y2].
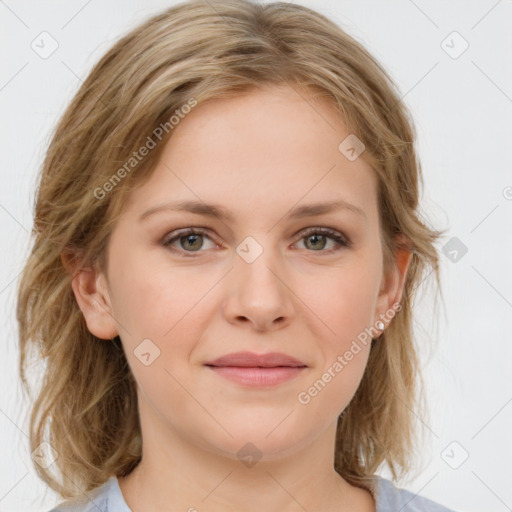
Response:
[63, 253, 119, 341]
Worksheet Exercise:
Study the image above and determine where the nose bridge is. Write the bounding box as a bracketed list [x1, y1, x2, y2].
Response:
[224, 232, 293, 328]
[234, 233, 284, 290]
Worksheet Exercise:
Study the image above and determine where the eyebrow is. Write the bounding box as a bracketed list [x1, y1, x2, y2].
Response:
[138, 198, 367, 223]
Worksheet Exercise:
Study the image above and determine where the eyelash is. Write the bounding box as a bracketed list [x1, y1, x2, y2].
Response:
[162, 227, 351, 258]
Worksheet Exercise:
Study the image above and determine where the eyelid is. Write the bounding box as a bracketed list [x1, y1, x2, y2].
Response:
[161, 225, 351, 256]
[298, 226, 350, 246]
[162, 227, 218, 251]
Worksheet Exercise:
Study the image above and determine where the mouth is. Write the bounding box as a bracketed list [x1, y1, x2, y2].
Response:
[204, 351, 308, 387]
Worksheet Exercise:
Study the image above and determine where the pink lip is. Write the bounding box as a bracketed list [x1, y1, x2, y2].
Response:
[204, 351, 308, 387]
[205, 351, 306, 368]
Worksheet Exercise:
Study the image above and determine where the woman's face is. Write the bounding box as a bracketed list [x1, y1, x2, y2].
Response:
[74, 83, 409, 462]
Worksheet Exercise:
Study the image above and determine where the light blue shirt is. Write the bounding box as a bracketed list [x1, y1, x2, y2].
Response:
[49, 474, 458, 511]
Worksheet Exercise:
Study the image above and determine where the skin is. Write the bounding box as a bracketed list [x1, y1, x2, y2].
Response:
[69, 83, 412, 512]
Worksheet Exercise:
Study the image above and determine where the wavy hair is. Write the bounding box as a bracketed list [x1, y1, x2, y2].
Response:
[17, 0, 447, 499]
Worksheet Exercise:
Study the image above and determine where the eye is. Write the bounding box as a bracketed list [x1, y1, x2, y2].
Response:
[162, 226, 350, 257]
[295, 227, 350, 254]
[162, 228, 217, 256]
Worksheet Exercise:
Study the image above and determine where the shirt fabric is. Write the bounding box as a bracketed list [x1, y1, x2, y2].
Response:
[49, 474, 458, 511]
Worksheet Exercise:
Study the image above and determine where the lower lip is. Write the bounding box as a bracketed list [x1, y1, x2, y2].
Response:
[206, 366, 306, 386]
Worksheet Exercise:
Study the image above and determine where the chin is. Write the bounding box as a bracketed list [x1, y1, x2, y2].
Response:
[197, 423, 316, 463]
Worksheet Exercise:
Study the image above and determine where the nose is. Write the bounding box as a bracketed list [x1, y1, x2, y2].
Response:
[222, 241, 294, 332]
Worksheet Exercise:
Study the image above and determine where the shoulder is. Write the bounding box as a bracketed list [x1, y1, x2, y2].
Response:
[47, 476, 131, 512]
[371, 475, 458, 512]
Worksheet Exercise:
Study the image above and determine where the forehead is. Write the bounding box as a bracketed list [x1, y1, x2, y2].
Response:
[122, 84, 379, 226]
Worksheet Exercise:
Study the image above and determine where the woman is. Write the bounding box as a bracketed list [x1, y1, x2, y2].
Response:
[17, 1, 455, 510]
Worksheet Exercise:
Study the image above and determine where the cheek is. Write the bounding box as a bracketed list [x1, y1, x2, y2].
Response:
[110, 259, 208, 418]
[298, 257, 382, 347]
[108, 254, 217, 395]
[108, 249, 212, 340]
[292, 254, 379, 412]
[295, 337, 371, 431]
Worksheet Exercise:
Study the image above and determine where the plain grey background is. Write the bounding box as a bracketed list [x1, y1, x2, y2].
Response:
[1, 1, 511, 511]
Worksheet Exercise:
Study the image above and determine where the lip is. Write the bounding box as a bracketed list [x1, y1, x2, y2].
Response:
[204, 351, 308, 387]
[205, 351, 307, 368]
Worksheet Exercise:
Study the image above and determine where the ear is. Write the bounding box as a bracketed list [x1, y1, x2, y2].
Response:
[374, 234, 413, 328]
[61, 250, 118, 340]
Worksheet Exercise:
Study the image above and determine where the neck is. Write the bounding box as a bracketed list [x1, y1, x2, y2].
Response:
[118, 396, 375, 512]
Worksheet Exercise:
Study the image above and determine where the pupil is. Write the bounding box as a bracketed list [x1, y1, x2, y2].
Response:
[184, 234, 202, 251]
[307, 234, 326, 250]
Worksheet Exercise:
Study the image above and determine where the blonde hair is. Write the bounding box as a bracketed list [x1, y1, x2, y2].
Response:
[17, 0, 447, 499]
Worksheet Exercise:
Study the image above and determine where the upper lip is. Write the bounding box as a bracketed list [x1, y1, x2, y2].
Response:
[205, 351, 307, 368]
